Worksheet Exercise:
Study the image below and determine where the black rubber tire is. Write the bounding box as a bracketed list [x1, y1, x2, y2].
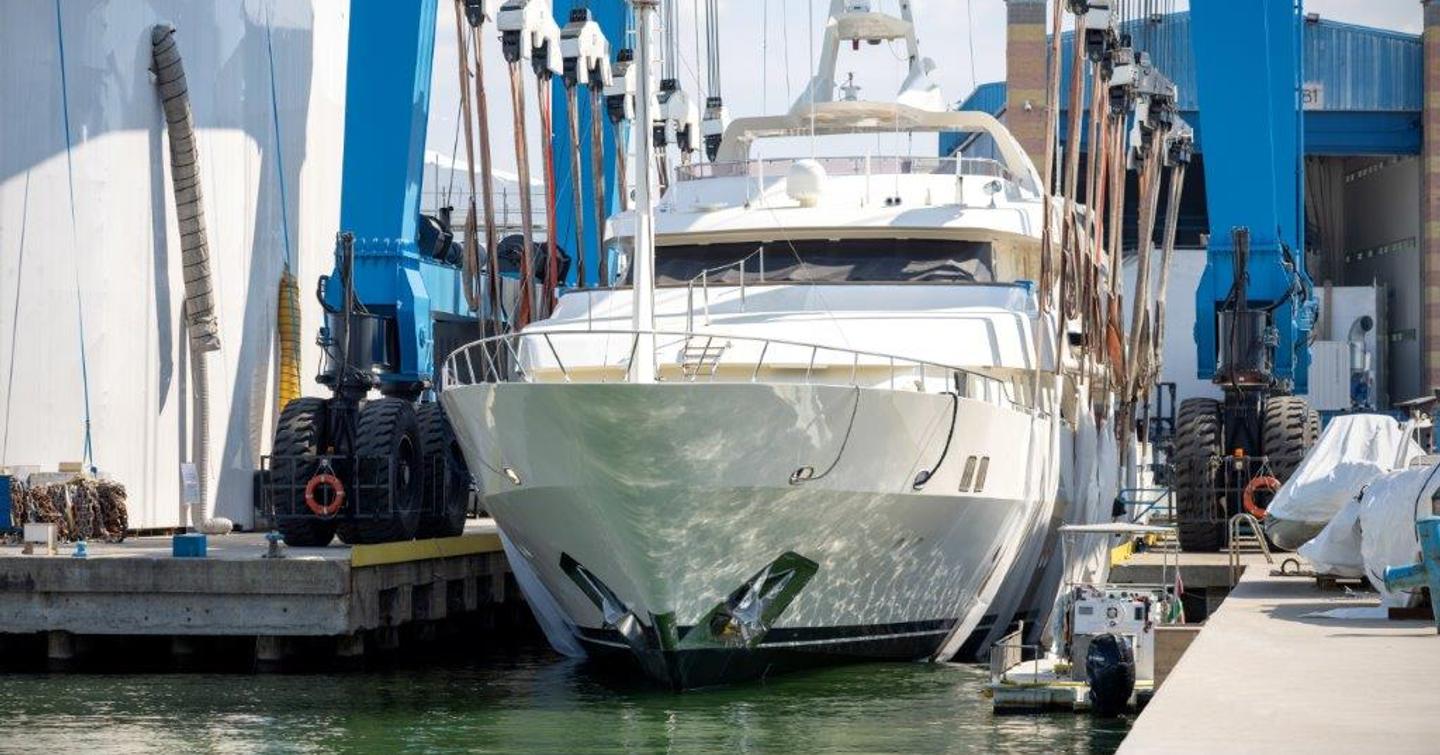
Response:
[337, 398, 422, 545]
[1263, 396, 1319, 485]
[1174, 397, 1225, 552]
[272, 397, 338, 548]
[415, 402, 471, 539]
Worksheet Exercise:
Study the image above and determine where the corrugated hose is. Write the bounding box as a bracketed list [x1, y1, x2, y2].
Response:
[152, 23, 232, 535]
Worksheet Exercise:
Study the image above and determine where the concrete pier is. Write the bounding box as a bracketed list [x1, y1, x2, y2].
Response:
[1119, 565, 1440, 753]
[0, 519, 529, 669]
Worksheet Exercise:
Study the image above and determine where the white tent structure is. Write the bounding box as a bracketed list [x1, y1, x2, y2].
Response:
[0, 1, 348, 529]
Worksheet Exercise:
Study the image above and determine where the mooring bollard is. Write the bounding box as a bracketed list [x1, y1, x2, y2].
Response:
[1382, 516, 1440, 633]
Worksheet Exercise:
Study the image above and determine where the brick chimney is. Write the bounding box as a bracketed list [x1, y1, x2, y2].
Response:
[1006, 0, 1049, 170]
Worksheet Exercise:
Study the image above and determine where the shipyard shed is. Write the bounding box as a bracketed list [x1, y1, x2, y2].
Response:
[952, 10, 1427, 406]
[0, 2, 349, 529]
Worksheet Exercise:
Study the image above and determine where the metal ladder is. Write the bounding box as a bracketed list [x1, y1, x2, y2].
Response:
[1227, 512, 1273, 585]
[679, 336, 728, 379]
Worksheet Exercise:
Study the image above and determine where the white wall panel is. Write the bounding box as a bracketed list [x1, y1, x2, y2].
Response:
[0, 1, 350, 528]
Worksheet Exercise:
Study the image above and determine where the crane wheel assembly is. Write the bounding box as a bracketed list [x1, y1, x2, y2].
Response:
[268, 395, 463, 547]
[333, 399, 424, 546]
[415, 403, 470, 539]
[1172, 395, 1319, 552]
[272, 397, 340, 548]
[1174, 398, 1224, 552]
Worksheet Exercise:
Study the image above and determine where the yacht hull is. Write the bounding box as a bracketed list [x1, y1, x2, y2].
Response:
[442, 381, 1048, 687]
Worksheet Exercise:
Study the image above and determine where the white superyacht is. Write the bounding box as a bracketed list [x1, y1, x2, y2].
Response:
[442, 0, 1123, 688]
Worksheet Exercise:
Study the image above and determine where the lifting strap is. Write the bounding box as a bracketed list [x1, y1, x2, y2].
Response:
[1152, 161, 1187, 381]
[466, 5, 503, 328]
[1038, 0, 1065, 311]
[564, 81, 588, 288]
[538, 72, 562, 315]
[451, 0, 483, 314]
[591, 86, 610, 283]
[505, 60, 537, 328]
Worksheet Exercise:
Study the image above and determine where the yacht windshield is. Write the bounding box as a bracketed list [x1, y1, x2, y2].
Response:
[640, 239, 995, 286]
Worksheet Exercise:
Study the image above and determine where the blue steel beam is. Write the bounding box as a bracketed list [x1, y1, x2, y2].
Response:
[551, 2, 629, 288]
[329, 0, 444, 387]
[947, 86, 1422, 158]
[1190, 0, 1315, 393]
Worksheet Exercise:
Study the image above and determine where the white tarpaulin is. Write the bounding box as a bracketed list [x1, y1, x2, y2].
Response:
[1299, 464, 1438, 605]
[1358, 466, 1436, 606]
[1268, 414, 1422, 526]
[1297, 493, 1366, 578]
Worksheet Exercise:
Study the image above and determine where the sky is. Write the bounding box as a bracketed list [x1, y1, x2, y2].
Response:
[423, 0, 1426, 178]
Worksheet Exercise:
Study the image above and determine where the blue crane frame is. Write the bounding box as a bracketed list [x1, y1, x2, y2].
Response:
[1189, 0, 1316, 394]
[551, 3, 630, 288]
[326, 0, 628, 389]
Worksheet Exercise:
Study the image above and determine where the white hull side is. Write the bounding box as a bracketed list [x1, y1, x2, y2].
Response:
[442, 381, 1050, 684]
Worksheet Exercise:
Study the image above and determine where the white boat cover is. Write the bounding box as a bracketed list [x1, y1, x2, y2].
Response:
[1297, 494, 1366, 578]
[1358, 466, 1436, 606]
[1299, 464, 1438, 606]
[1268, 414, 1422, 526]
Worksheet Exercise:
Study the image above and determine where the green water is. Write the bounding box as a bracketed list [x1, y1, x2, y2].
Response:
[0, 644, 1129, 754]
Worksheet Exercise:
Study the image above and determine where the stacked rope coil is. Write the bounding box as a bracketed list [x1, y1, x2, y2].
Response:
[9, 477, 128, 543]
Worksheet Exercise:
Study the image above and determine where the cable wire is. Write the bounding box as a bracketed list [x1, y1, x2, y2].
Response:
[54, 0, 97, 473]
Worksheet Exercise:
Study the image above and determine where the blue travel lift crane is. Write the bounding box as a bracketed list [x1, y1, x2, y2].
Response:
[1171, 1, 1322, 551]
[264, 0, 627, 546]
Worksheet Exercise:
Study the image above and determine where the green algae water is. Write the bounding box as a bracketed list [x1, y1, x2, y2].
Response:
[0, 644, 1129, 754]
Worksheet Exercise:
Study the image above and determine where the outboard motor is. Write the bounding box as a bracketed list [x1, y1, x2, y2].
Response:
[1085, 632, 1136, 717]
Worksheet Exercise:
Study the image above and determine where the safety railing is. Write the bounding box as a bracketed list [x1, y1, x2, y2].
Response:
[1228, 512, 1274, 585]
[1118, 487, 1175, 525]
[442, 328, 1028, 410]
[674, 155, 1021, 186]
[988, 625, 1042, 685]
[422, 187, 550, 235]
[684, 248, 766, 333]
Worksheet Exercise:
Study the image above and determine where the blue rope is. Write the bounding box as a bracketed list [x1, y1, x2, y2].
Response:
[54, 0, 96, 473]
[264, 10, 294, 269]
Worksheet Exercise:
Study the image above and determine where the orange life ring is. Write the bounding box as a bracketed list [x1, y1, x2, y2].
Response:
[1243, 475, 1282, 520]
[304, 473, 345, 517]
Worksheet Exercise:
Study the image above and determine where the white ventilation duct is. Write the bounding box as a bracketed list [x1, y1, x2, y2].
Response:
[152, 24, 232, 536]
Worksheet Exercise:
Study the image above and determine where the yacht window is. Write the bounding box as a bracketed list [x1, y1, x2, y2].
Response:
[640, 239, 995, 285]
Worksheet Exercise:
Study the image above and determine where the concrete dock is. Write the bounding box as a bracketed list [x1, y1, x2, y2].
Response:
[0, 519, 528, 669]
[1119, 565, 1440, 753]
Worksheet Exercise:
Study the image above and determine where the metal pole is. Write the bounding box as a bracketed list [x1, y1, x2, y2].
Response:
[631, 0, 659, 383]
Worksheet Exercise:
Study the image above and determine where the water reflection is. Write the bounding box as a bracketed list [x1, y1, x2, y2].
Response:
[0, 645, 1128, 754]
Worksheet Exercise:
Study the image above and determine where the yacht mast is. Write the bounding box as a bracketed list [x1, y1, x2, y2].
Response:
[630, 0, 659, 383]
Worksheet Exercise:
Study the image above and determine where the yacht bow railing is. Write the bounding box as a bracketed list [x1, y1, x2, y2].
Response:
[442, 328, 1024, 408]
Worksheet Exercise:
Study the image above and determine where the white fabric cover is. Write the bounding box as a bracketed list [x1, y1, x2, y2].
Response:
[1357, 467, 1436, 607]
[1298, 464, 1438, 605]
[1268, 414, 1422, 526]
[1297, 493, 1366, 578]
